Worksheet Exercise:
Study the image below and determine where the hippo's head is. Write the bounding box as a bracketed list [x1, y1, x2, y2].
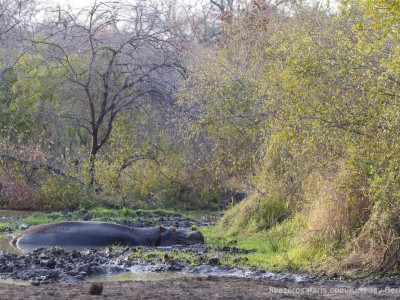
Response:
[158, 226, 204, 246]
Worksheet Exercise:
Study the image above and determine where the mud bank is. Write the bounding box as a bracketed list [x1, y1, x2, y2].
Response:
[0, 244, 312, 284]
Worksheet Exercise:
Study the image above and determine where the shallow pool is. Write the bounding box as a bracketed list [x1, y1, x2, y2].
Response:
[0, 236, 19, 254]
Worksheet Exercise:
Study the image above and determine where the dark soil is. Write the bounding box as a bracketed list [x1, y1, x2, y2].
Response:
[1, 276, 399, 299]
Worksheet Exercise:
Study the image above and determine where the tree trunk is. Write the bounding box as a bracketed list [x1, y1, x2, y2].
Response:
[88, 131, 99, 188]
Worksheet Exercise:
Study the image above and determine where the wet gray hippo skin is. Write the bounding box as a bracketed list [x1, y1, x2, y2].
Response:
[12, 221, 204, 251]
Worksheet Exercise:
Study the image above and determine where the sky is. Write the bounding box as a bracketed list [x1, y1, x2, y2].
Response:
[42, 0, 192, 9]
[36, 0, 194, 22]
[39, 0, 338, 14]
[43, 0, 93, 9]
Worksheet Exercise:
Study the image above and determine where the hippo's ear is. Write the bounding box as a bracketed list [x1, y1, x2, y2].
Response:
[169, 226, 176, 233]
[159, 226, 167, 233]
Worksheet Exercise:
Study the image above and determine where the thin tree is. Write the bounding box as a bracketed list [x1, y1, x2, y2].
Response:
[32, 1, 184, 187]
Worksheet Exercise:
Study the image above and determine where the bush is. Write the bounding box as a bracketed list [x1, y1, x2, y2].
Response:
[303, 160, 370, 248]
[219, 193, 290, 235]
[38, 177, 93, 210]
[0, 175, 40, 210]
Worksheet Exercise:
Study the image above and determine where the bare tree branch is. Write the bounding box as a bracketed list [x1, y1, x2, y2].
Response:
[32, 1, 185, 187]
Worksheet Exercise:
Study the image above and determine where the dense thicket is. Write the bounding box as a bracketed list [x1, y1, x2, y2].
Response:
[186, 0, 400, 273]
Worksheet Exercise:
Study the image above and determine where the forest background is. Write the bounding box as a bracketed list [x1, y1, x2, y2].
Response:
[1, 0, 400, 275]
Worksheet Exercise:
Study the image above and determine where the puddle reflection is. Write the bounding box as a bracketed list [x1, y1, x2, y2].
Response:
[0, 236, 20, 254]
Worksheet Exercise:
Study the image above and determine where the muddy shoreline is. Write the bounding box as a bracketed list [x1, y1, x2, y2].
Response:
[0, 244, 313, 284]
[1, 244, 400, 296]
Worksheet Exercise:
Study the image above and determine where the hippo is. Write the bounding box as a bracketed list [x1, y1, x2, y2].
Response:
[11, 221, 204, 252]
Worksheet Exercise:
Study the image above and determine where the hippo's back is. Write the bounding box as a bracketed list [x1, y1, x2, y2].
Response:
[15, 221, 134, 247]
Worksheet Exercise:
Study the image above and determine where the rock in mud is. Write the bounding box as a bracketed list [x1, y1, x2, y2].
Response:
[89, 282, 104, 295]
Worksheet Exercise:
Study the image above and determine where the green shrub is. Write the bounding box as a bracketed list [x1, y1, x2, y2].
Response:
[39, 177, 92, 210]
[219, 193, 290, 235]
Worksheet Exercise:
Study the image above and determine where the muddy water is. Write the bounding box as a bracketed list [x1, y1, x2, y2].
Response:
[0, 279, 30, 286]
[0, 273, 197, 286]
[88, 271, 200, 282]
[1, 210, 37, 216]
[0, 236, 18, 254]
[0, 210, 38, 255]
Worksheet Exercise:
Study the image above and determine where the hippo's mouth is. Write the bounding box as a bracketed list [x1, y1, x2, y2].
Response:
[159, 230, 204, 246]
[182, 232, 204, 245]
